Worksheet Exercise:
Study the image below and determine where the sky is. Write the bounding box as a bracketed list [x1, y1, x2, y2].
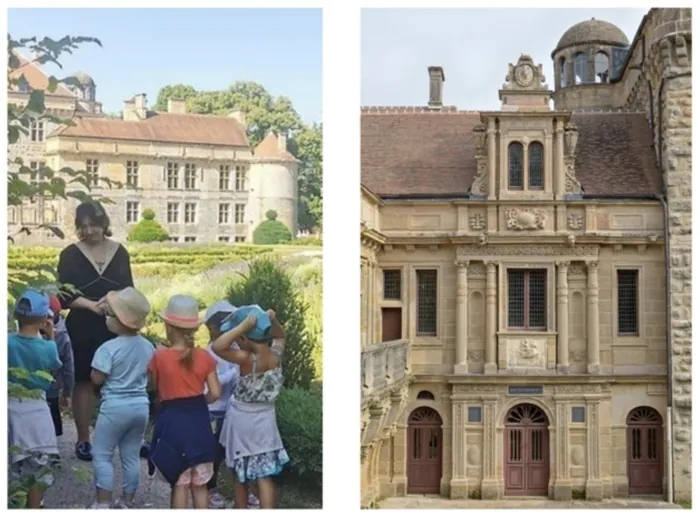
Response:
[8, 8, 323, 124]
[361, 8, 648, 110]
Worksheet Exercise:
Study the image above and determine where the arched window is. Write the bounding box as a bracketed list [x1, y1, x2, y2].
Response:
[574, 53, 588, 84]
[528, 142, 544, 189]
[417, 390, 435, 400]
[559, 57, 567, 87]
[508, 142, 524, 189]
[595, 52, 610, 83]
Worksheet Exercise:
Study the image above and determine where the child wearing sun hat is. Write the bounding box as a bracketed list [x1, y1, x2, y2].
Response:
[88, 287, 154, 509]
[147, 294, 220, 509]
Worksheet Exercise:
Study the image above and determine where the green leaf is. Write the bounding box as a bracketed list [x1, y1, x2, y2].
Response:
[47, 76, 59, 93]
[26, 90, 46, 115]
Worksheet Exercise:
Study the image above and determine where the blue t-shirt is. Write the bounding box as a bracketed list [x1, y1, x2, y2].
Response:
[91, 335, 155, 404]
[8, 333, 62, 392]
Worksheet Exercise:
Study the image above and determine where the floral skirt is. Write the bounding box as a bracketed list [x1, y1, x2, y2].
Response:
[10, 452, 55, 489]
[231, 449, 290, 484]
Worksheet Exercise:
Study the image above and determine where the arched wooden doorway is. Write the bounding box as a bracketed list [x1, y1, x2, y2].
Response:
[627, 406, 664, 495]
[407, 407, 442, 494]
[503, 403, 550, 496]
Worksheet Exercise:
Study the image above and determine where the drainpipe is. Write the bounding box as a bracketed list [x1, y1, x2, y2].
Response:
[655, 192, 673, 505]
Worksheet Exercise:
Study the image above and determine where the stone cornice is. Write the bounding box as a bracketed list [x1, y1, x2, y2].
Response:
[360, 224, 386, 247]
[376, 233, 664, 247]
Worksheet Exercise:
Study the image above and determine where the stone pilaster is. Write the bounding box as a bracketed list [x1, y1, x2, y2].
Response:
[361, 259, 369, 346]
[585, 400, 603, 500]
[544, 129, 553, 192]
[484, 261, 498, 374]
[554, 119, 565, 197]
[487, 120, 497, 199]
[480, 397, 500, 499]
[556, 261, 570, 373]
[392, 424, 408, 495]
[454, 261, 469, 374]
[450, 400, 468, 498]
[553, 400, 572, 500]
[586, 261, 600, 374]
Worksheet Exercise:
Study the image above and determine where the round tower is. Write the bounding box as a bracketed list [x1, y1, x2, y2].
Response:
[551, 18, 629, 111]
[247, 130, 299, 241]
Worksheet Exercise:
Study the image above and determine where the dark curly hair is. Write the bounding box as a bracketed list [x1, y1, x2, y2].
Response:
[75, 201, 113, 240]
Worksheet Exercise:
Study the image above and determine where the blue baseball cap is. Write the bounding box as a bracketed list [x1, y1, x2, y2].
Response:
[14, 289, 51, 319]
[220, 305, 272, 341]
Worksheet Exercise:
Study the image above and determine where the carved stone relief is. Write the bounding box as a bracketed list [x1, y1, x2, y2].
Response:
[458, 244, 599, 257]
[504, 208, 547, 231]
[564, 159, 583, 194]
[470, 158, 488, 196]
[467, 350, 484, 362]
[470, 212, 486, 231]
[567, 262, 587, 277]
[555, 384, 603, 394]
[453, 384, 498, 393]
[506, 338, 547, 369]
[567, 213, 584, 231]
[468, 263, 486, 276]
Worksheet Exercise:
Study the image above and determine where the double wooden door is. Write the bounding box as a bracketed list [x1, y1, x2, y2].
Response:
[407, 407, 442, 494]
[504, 404, 550, 496]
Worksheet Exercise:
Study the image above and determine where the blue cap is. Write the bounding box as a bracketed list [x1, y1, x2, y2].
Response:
[220, 305, 272, 341]
[14, 289, 51, 319]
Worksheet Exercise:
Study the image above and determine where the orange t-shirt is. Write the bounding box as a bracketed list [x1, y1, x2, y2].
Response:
[148, 348, 216, 401]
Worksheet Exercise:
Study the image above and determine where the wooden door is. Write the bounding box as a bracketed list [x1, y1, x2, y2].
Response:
[407, 407, 442, 494]
[504, 404, 550, 496]
[627, 406, 664, 495]
[381, 307, 402, 342]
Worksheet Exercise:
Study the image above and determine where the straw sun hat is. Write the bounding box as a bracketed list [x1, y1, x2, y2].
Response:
[159, 294, 204, 330]
[106, 287, 151, 331]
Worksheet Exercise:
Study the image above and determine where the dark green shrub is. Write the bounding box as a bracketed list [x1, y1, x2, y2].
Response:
[276, 387, 322, 491]
[225, 256, 315, 389]
[128, 209, 170, 243]
[253, 211, 292, 245]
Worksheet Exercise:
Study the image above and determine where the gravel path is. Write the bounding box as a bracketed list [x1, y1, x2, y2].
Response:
[42, 417, 171, 509]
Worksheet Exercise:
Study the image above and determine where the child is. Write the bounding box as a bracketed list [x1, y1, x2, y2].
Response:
[148, 294, 221, 509]
[89, 287, 154, 509]
[203, 301, 260, 510]
[45, 295, 74, 442]
[8, 289, 62, 509]
[212, 308, 289, 509]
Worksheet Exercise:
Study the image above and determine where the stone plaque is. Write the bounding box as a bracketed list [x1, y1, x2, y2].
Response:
[508, 385, 544, 395]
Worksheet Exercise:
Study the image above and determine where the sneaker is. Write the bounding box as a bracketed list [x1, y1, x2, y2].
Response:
[209, 492, 226, 509]
[139, 440, 150, 459]
[112, 499, 134, 509]
[40, 499, 45, 509]
[75, 441, 92, 462]
[248, 493, 260, 509]
[88, 501, 110, 509]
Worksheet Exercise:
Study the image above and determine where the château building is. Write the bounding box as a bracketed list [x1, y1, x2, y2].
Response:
[360, 8, 691, 506]
[8, 53, 298, 244]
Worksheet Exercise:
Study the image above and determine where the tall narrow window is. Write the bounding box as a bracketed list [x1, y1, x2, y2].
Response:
[507, 269, 547, 329]
[184, 164, 197, 190]
[184, 203, 197, 224]
[617, 269, 639, 335]
[528, 142, 544, 189]
[383, 270, 402, 300]
[574, 53, 588, 84]
[126, 161, 139, 187]
[86, 159, 99, 187]
[167, 162, 179, 189]
[218, 203, 230, 224]
[508, 142, 524, 189]
[235, 165, 247, 191]
[416, 270, 438, 336]
[559, 57, 567, 87]
[126, 201, 140, 223]
[29, 161, 46, 186]
[234, 203, 246, 224]
[30, 120, 45, 142]
[167, 202, 179, 223]
[219, 165, 230, 190]
[595, 52, 610, 83]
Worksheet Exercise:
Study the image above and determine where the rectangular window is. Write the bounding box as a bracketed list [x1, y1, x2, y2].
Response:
[528, 143, 544, 189]
[167, 202, 179, 223]
[468, 407, 482, 423]
[126, 201, 140, 223]
[234, 203, 245, 224]
[184, 202, 197, 224]
[508, 143, 524, 189]
[167, 162, 179, 189]
[507, 269, 547, 329]
[218, 236, 230, 243]
[184, 163, 197, 190]
[30, 120, 45, 142]
[617, 269, 639, 335]
[86, 159, 100, 187]
[29, 161, 46, 186]
[218, 203, 230, 224]
[234, 236, 246, 243]
[416, 269, 438, 336]
[235, 165, 247, 191]
[219, 165, 230, 191]
[184, 236, 196, 243]
[383, 269, 402, 300]
[126, 161, 139, 187]
[572, 407, 586, 423]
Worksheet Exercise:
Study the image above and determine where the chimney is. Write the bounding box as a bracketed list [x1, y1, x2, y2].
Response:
[427, 66, 445, 109]
[229, 110, 247, 128]
[167, 98, 187, 114]
[278, 131, 288, 153]
[123, 93, 148, 121]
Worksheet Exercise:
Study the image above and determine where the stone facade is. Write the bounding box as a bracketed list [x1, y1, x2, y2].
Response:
[360, 8, 691, 506]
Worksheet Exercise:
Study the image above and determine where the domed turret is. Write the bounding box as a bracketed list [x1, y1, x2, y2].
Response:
[69, 71, 95, 86]
[551, 18, 630, 110]
[66, 71, 96, 102]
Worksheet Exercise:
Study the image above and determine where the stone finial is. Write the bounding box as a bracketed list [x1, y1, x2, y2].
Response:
[564, 122, 579, 156]
[428, 66, 445, 108]
[473, 123, 487, 155]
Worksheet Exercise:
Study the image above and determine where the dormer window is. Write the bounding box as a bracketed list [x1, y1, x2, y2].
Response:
[508, 142, 524, 189]
[528, 142, 544, 189]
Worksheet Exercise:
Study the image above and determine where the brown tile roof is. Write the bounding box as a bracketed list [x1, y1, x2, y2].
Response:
[51, 112, 250, 147]
[361, 107, 662, 197]
[254, 131, 295, 159]
[9, 52, 75, 97]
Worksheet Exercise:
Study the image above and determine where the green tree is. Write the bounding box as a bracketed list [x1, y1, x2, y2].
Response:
[154, 81, 322, 231]
[127, 208, 170, 243]
[226, 256, 316, 389]
[253, 210, 292, 245]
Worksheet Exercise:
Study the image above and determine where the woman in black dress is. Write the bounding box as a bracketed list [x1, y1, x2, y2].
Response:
[58, 202, 134, 461]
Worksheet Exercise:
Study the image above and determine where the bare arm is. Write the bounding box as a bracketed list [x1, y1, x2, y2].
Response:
[267, 310, 287, 353]
[211, 315, 256, 365]
[204, 370, 221, 404]
[90, 369, 107, 386]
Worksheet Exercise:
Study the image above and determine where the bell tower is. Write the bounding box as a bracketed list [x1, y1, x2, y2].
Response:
[499, 55, 552, 112]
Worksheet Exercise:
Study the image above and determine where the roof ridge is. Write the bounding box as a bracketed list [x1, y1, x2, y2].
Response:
[572, 108, 648, 114]
[152, 110, 238, 120]
[361, 106, 482, 114]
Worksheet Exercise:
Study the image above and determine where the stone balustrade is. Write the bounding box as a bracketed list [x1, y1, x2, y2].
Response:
[361, 339, 410, 406]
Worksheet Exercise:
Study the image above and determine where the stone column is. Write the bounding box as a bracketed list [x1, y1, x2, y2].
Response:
[556, 261, 570, 373]
[487, 120, 497, 199]
[544, 130, 553, 192]
[450, 400, 468, 498]
[586, 261, 600, 374]
[585, 400, 603, 500]
[554, 120, 565, 196]
[369, 259, 378, 343]
[361, 260, 368, 346]
[454, 261, 469, 374]
[484, 261, 498, 375]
